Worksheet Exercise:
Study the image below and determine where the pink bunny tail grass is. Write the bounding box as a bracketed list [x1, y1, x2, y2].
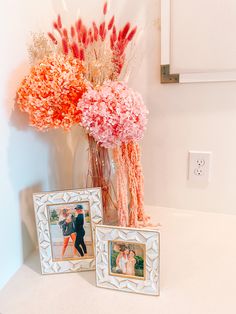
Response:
[71, 26, 76, 38]
[48, 32, 57, 45]
[62, 28, 68, 40]
[76, 19, 82, 32]
[99, 22, 105, 39]
[82, 29, 87, 45]
[113, 146, 129, 227]
[103, 1, 108, 15]
[108, 16, 115, 30]
[53, 21, 62, 36]
[79, 48, 85, 61]
[57, 15, 62, 28]
[110, 35, 114, 49]
[127, 26, 137, 42]
[118, 30, 122, 41]
[122, 22, 130, 39]
[53, 21, 58, 30]
[88, 28, 94, 43]
[62, 38, 69, 54]
[112, 26, 117, 41]
[101, 29, 107, 41]
[93, 22, 99, 41]
[71, 42, 79, 58]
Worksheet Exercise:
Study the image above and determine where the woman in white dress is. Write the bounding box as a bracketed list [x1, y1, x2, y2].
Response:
[116, 247, 129, 274]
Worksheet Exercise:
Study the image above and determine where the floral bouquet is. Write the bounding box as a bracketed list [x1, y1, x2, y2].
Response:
[17, 1, 149, 227]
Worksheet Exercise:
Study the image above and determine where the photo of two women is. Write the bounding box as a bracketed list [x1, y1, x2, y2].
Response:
[48, 202, 93, 261]
[109, 241, 145, 279]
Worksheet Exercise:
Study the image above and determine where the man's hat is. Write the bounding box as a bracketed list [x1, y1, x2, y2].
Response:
[75, 204, 83, 210]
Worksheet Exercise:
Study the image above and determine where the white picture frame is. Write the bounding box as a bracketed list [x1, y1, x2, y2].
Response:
[161, 0, 236, 83]
[33, 188, 103, 274]
[95, 225, 160, 296]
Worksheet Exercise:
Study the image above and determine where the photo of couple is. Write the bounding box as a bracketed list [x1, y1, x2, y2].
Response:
[48, 202, 93, 261]
[109, 241, 145, 279]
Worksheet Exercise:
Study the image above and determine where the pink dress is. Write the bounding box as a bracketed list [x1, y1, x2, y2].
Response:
[126, 258, 136, 276]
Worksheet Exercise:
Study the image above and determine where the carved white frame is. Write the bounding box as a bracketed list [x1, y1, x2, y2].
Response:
[96, 225, 160, 296]
[33, 188, 103, 274]
[161, 0, 236, 83]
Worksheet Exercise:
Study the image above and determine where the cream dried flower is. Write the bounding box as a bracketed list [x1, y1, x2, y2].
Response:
[28, 32, 54, 64]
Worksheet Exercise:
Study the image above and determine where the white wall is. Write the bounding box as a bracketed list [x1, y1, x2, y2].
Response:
[1, 0, 236, 289]
[0, 0, 51, 289]
[142, 0, 236, 215]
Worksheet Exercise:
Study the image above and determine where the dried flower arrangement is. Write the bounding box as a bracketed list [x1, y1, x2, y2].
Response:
[17, 1, 149, 227]
[18, 55, 87, 130]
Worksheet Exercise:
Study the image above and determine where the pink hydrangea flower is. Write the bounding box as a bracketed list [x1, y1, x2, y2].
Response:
[78, 80, 148, 148]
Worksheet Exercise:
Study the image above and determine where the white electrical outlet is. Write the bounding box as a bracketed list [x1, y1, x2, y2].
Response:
[188, 151, 212, 183]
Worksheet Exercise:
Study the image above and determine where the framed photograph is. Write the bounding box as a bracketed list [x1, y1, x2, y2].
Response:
[33, 188, 103, 274]
[96, 225, 160, 296]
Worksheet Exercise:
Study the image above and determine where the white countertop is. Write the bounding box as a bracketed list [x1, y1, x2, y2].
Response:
[1, 206, 236, 314]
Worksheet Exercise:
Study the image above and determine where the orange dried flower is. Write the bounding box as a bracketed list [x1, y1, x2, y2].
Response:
[17, 55, 88, 131]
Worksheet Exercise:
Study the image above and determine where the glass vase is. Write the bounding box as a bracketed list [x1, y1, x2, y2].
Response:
[86, 135, 118, 225]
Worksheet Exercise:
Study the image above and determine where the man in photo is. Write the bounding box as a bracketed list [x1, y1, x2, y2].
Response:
[74, 204, 87, 257]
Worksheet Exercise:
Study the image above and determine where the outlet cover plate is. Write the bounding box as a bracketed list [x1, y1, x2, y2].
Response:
[188, 151, 212, 183]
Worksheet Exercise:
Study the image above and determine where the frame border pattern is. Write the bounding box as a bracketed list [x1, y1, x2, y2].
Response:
[33, 188, 103, 274]
[96, 225, 160, 296]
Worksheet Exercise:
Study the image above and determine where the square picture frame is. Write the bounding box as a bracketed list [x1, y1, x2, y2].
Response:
[33, 188, 103, 274]
[95, 225, 160, 296]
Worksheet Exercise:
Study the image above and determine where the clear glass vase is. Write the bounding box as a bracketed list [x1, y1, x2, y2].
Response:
[86, 135, 118, 225]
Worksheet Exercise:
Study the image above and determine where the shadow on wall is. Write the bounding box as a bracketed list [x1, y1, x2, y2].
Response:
[45, 125, 89, 190]
[19, 183, 42, 260]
